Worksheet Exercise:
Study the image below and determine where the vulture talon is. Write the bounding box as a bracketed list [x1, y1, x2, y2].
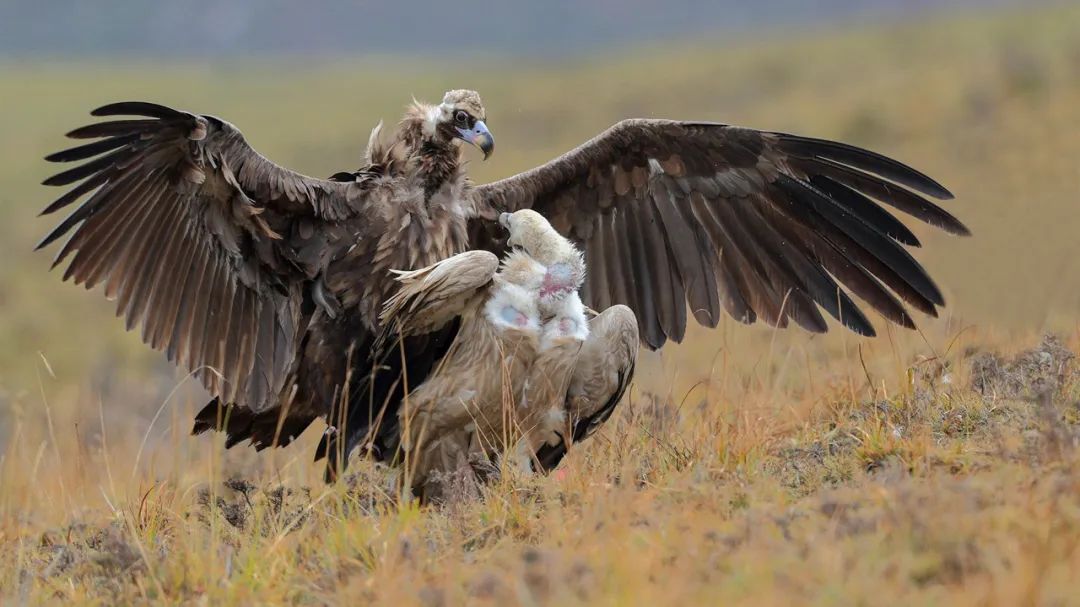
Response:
[312, 275, 342, 320]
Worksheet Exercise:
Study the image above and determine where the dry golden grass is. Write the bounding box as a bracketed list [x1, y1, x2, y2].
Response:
[2, 4, 1080, 605]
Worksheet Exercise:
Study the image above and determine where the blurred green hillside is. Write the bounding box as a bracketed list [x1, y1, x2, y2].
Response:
[1, 3, 1078, 397]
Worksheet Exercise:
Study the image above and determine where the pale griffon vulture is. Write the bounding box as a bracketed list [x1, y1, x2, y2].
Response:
[38, 89, 968, 480]
[492, 210, 639, 475]
[377, 209, 586, 501]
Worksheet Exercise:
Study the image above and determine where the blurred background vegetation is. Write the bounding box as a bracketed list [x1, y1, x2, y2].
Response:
[0, 1, 1077, 452]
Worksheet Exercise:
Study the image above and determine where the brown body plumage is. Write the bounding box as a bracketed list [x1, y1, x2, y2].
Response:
[378, 232, 551, 501]
[398, 301, 538, 502]
[38, 89, 968, 482]
[534, 304, 639, 471]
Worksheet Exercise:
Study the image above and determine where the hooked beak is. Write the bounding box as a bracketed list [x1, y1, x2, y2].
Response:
[456, 120, 494, 160]
[499, 212, 519, 247]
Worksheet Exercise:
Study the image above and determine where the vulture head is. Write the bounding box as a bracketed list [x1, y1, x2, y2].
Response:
[500, 209, 586, 308]
[420, 89, 494, 159]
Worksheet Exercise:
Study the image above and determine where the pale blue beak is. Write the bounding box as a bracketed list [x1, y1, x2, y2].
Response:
[456, 120, 494, 159]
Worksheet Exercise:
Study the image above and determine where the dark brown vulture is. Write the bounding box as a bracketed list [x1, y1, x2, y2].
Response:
[38, 90, 968, 480]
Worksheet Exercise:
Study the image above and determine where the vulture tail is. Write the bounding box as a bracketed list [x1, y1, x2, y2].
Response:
[191, 398, 317, 451]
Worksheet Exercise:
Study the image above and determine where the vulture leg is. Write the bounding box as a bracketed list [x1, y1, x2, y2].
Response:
[534, 304, 639, 471]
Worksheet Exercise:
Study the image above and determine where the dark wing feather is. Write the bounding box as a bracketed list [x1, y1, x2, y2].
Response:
[534, 358, 636, 473]
[38, 102, 375, 411]
[473, 120, 966, 348]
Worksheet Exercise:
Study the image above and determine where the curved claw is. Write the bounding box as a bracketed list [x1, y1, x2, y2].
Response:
[312, 275, 342, 320]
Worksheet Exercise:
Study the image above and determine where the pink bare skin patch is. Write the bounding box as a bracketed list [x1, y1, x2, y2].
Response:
[540, 262, 578, 300]
[539, 281, 572, 301]
[499, 305, 530, 327]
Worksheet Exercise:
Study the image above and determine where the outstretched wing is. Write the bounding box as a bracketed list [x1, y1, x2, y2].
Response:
[473, 119, 968, 349]
[38, 101, 375, 411]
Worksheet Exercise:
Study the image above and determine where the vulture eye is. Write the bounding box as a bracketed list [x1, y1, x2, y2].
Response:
[454, 110, 469, 124]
